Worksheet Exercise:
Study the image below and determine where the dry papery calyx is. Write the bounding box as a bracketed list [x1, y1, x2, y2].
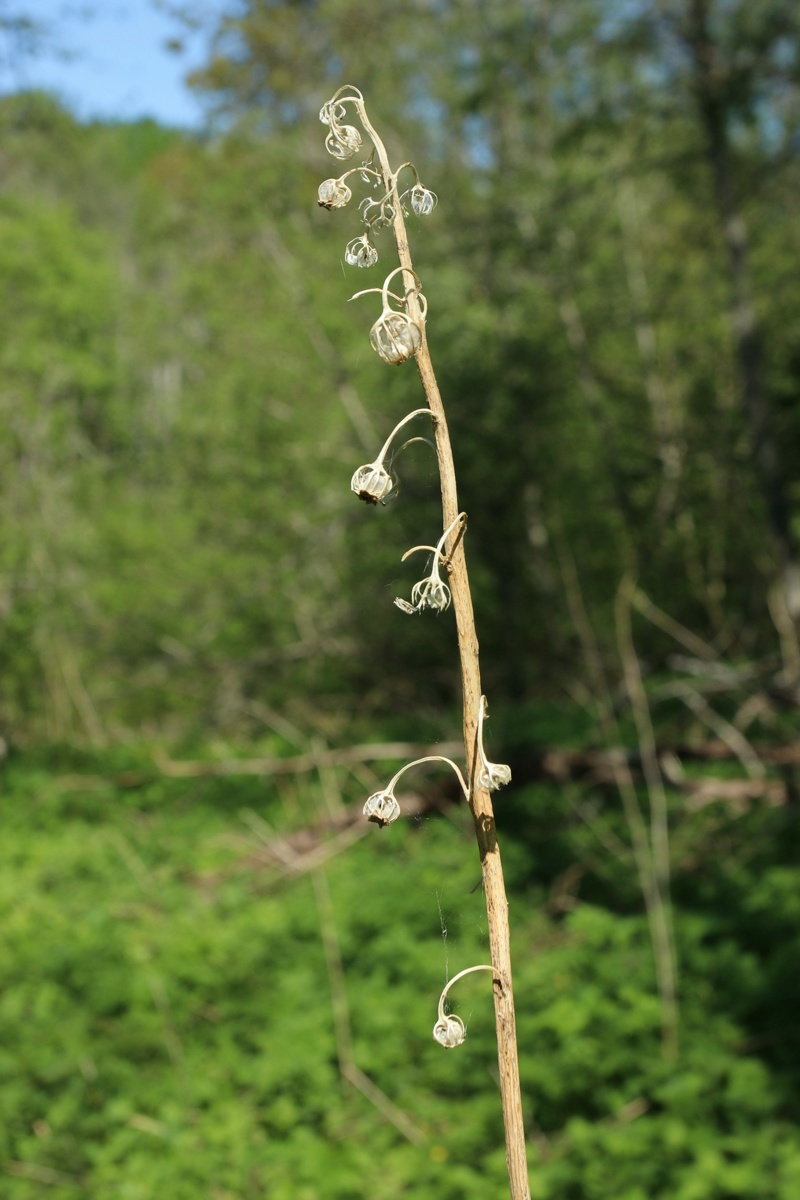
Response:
[344, 233, 378, 268]
[350, 408, 435, 506]
[363, 754, 470, 828]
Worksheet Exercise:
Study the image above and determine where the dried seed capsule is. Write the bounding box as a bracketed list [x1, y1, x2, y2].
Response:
[363, 790, 401, 827]
[318, 99, 345, 125]
[345, 235, 378, 268]
[433, 1014, 466, 1048]
[476, 696, 512, 793]
[318, 178, 352, 210]
[433, 964, 493, 1051]
[411, 576, 451, 613]
[479, 761, 512, 791]
[369, 311, 423, 364]
[350, 462, 395, 505]
[325, 124, 362, 160]
[410, 184, 438, 216]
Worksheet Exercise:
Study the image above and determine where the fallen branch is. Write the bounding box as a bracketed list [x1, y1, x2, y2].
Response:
[679, 776, 785, 812]
[49, 737, 800, 808]
[154, 740, 463, 779]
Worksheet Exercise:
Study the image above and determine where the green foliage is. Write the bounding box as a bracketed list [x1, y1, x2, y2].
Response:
[4, 4, 800, 1197]
[3, 0, 800, 737]
[2, 751, 800, 1198]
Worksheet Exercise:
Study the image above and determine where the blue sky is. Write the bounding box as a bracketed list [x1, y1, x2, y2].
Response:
[0, 2, 222, 127]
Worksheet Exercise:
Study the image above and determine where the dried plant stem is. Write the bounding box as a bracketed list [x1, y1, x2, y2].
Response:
[632, 586, 718, 663]
[356, 101, 531, 1200]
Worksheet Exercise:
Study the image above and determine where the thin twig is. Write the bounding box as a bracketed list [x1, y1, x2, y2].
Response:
[615, 573, 679, 1059]
[657, 683, 766, 780]
[312, 868, 425, 1144]
[6, 1162, 80, 1186]
[632, 586, 718, 662]
[554, 531, 678, 1059]
[154, 740, 463, 778]
[240, 805, 370, 880]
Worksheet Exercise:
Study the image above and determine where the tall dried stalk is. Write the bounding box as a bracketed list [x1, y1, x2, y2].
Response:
[316, 87, 530, 1199]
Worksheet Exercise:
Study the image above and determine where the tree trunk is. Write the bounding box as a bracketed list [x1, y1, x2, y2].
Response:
[685, 0, 800, 621]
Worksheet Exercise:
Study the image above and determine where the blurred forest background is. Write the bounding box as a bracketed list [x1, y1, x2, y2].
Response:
[3, 1, 800, 1197]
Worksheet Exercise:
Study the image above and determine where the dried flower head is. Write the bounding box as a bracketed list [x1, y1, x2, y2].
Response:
[392, 162, 438, 220]
[394, 572, 448, 614]
[345, 233, 378, 268]
[364, 755, 469, 829]
[370, 311, 422, 364]
[482, 763, 513, 792]
[318, 98, 345, 126]
[395, 512, 465, 615]
[477, 695, 512, 792]
[318, 177, 353, 210]
[349, 408, 431, 506]
[433, 965, 495, 1050]
[363, 789, 401, 827]
[413, 570, 451, 612]
[409, 183, 438, 216]
[481, 760, 512, 791]
[326, 123, 362, 160]
[319, 86, 364, 160]
[350, 461, 395, 505]
[432, 1014, 466, 1049]
[351, 267, 427, 366]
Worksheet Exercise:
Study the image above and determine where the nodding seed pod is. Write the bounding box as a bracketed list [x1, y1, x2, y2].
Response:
[325, 123, 362, 160]
[318, 99, 344, 125]
[318, 177, 352, 210]
[350, 461, 395, 506]
[433, 965, 495, 1050]
[363, 755, 469, 830]
[477, 696, 512, 793]
[411, 574, 451, 613]
[432, 1014, 466, 1049]
[480, 760, 512, 791]
[363, 790, 401, 827]
[351, 267, 427, 366]
[369, 310, 422, 364]
[395, 512, 465, 615]
[349, 409, 431, 506]
[345, 234, 378, 268]
[410, 184, 438, 216]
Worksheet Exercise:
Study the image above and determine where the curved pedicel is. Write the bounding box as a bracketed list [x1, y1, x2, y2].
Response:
[394, 512, 466, 615]
[432, 965, 497, 1049]
[350, 408, 433, 505]
[477, 695, 512, 792]
[363, 754, 470, 827]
